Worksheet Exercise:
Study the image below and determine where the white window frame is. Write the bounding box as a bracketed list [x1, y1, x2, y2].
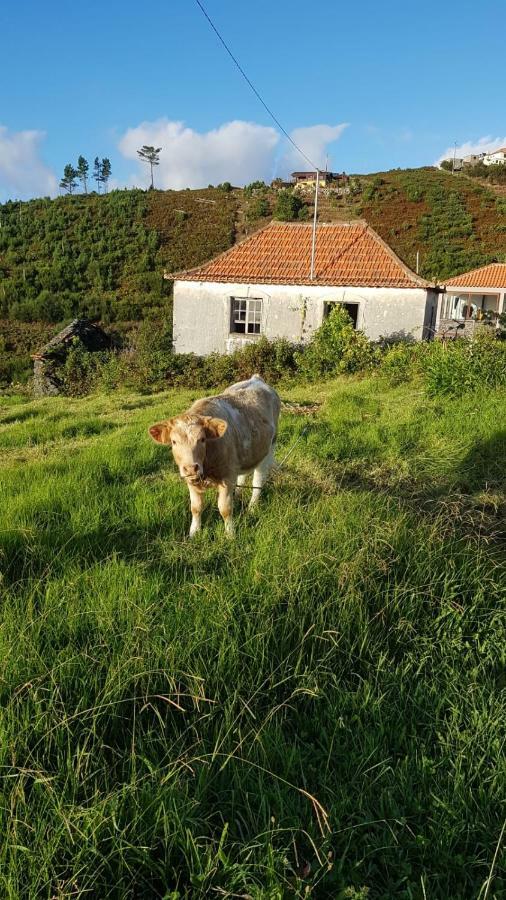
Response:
[230, 297, 263, 335]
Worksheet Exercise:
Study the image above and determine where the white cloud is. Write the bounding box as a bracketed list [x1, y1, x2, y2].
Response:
[117, 118, 349, 188]
[279, 123, 349, 173]
[435, 135, 506, 166]
[0, 126, 57, 201]
[118, 119, 279, 189]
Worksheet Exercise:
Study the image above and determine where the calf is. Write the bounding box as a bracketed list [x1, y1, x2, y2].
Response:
[149, 375, 281, 537]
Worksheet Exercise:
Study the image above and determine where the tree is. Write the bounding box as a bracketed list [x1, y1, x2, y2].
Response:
[246, 197, 270, 221]
[136, 145, 162, 189]
[440, 160, 453, 172]
[60, 164, 78, 195]
[273, 189, 306, 221]
[93, 157, 102, 192]
[101, 158, 111, 193]
[244, 180, 267, 198]
[77, 156, 89, 194]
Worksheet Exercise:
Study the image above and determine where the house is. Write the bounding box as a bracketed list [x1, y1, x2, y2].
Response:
[170, 221, 439, 355]
[437, 263, 506, 338]
[32, 318, 112, 396]
[291, 170, 345, 188]
[462, 153, 485, 167]
[482, 148, 506, 166]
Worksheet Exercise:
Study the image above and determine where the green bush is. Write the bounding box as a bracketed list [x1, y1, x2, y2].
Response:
[380, 332, 506, 395]
[56, 335, 299, 397]
[243, 180, 268, 198]
[273, 190, 307, 221]
[421, 332, 506, 396]
[61, 340, 110, 396]
[245, 197, 270, 221]
[296, 305, 377, 378]
[380, 342, 421, 385]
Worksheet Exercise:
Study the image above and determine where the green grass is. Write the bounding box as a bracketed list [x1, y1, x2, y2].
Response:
[0, 378, 505, 898]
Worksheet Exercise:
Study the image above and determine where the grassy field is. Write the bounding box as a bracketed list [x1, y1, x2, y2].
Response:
[0, 377, 505, 898]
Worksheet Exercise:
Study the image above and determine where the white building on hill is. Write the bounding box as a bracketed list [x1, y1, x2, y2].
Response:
[482, 148, 506, 166]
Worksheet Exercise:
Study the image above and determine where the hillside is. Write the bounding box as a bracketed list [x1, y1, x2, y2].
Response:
[0, 167, 505, 383]
[0, 188, 238, 324]
[359, 167, 506, 280]
[1, 377, 504, 897]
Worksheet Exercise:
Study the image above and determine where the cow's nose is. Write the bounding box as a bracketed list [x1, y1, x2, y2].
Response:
[183, 464, 200, 475]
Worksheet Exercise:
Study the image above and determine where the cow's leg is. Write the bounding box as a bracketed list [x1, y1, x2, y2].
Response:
[218, 482, 235, 537]
[188, 484, 204, 538]
[249, 451, 273, 509]
[236, 473, 249, 488]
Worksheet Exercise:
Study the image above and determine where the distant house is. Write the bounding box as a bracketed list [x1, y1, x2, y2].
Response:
[482, 148, 506, 166]
[32, 318, 112, 396]
[463, 153, 483, 166]
[437, 263, 506, 338]
[291, 170, 346, 188]
[169, 221, 439, 355]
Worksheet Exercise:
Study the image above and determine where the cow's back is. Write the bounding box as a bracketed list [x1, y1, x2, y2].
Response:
[222, 375, 280, 429]
[189, 376, 280, 479]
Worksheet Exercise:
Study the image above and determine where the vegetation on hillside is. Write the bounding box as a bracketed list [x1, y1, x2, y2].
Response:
[359, 167, 506, 280]
[0, 188, 237, 323]
[1, 166, 505, 390]
[0, 377, 504, 897]
[2, 167, 505, 331]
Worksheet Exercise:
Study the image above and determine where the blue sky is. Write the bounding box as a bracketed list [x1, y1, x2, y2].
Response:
[1, 0, 505, 199]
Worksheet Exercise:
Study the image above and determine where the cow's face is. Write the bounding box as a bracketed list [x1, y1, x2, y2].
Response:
[149, 415, 227, 483]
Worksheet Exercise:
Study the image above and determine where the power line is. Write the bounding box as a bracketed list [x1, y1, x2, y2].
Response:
[193, 0, 318, 172]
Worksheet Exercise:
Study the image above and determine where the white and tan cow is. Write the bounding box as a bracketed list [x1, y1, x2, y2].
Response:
[149, 375, 281, 537]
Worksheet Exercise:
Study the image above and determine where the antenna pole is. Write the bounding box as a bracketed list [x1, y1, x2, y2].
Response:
[310, 169, 320, 281]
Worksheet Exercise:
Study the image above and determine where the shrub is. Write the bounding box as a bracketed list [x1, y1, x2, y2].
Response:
[61, 340, 111, 396]
[380, 342, 419, 385]
[380, 332, 506, 395]
[296, 305, 376, 378]
[273, 190, 307, 221]
[245, 197, 270, 221]
[421, 332, 506, 396]
[243, 181, 268, 198]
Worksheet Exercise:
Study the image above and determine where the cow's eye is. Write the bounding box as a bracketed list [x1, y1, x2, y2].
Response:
[172, 439, 177, 445]
[200, 437, 205, 443]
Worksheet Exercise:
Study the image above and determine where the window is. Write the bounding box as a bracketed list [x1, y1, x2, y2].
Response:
[230, 298, 262, 335]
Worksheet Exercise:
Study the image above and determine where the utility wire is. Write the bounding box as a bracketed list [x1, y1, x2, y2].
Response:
[193, 0, 318, 171]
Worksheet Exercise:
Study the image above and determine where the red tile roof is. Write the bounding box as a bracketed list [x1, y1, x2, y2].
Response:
[446, 263, 506, 289]
[172, 221, 432, 289]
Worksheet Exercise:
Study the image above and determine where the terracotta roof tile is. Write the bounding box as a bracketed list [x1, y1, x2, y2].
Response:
[445, 263, 506, 289]
[172, 221, 431, 289]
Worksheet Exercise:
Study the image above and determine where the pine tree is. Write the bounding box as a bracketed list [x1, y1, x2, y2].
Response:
[60, 164, 79, 195]
[77, 156, 89, 193]
[93, 157, 102, 193]
[77, 156, 89, 194]
[136, 145, 162, 189]
[101, 158, 111, 193]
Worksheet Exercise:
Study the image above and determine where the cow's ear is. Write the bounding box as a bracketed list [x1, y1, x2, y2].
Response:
[203, 417, 228, 440]
[148, 420, 173, 444]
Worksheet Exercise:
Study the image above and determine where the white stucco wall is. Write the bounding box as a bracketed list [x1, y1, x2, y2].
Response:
[173, 280, 436, 355]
